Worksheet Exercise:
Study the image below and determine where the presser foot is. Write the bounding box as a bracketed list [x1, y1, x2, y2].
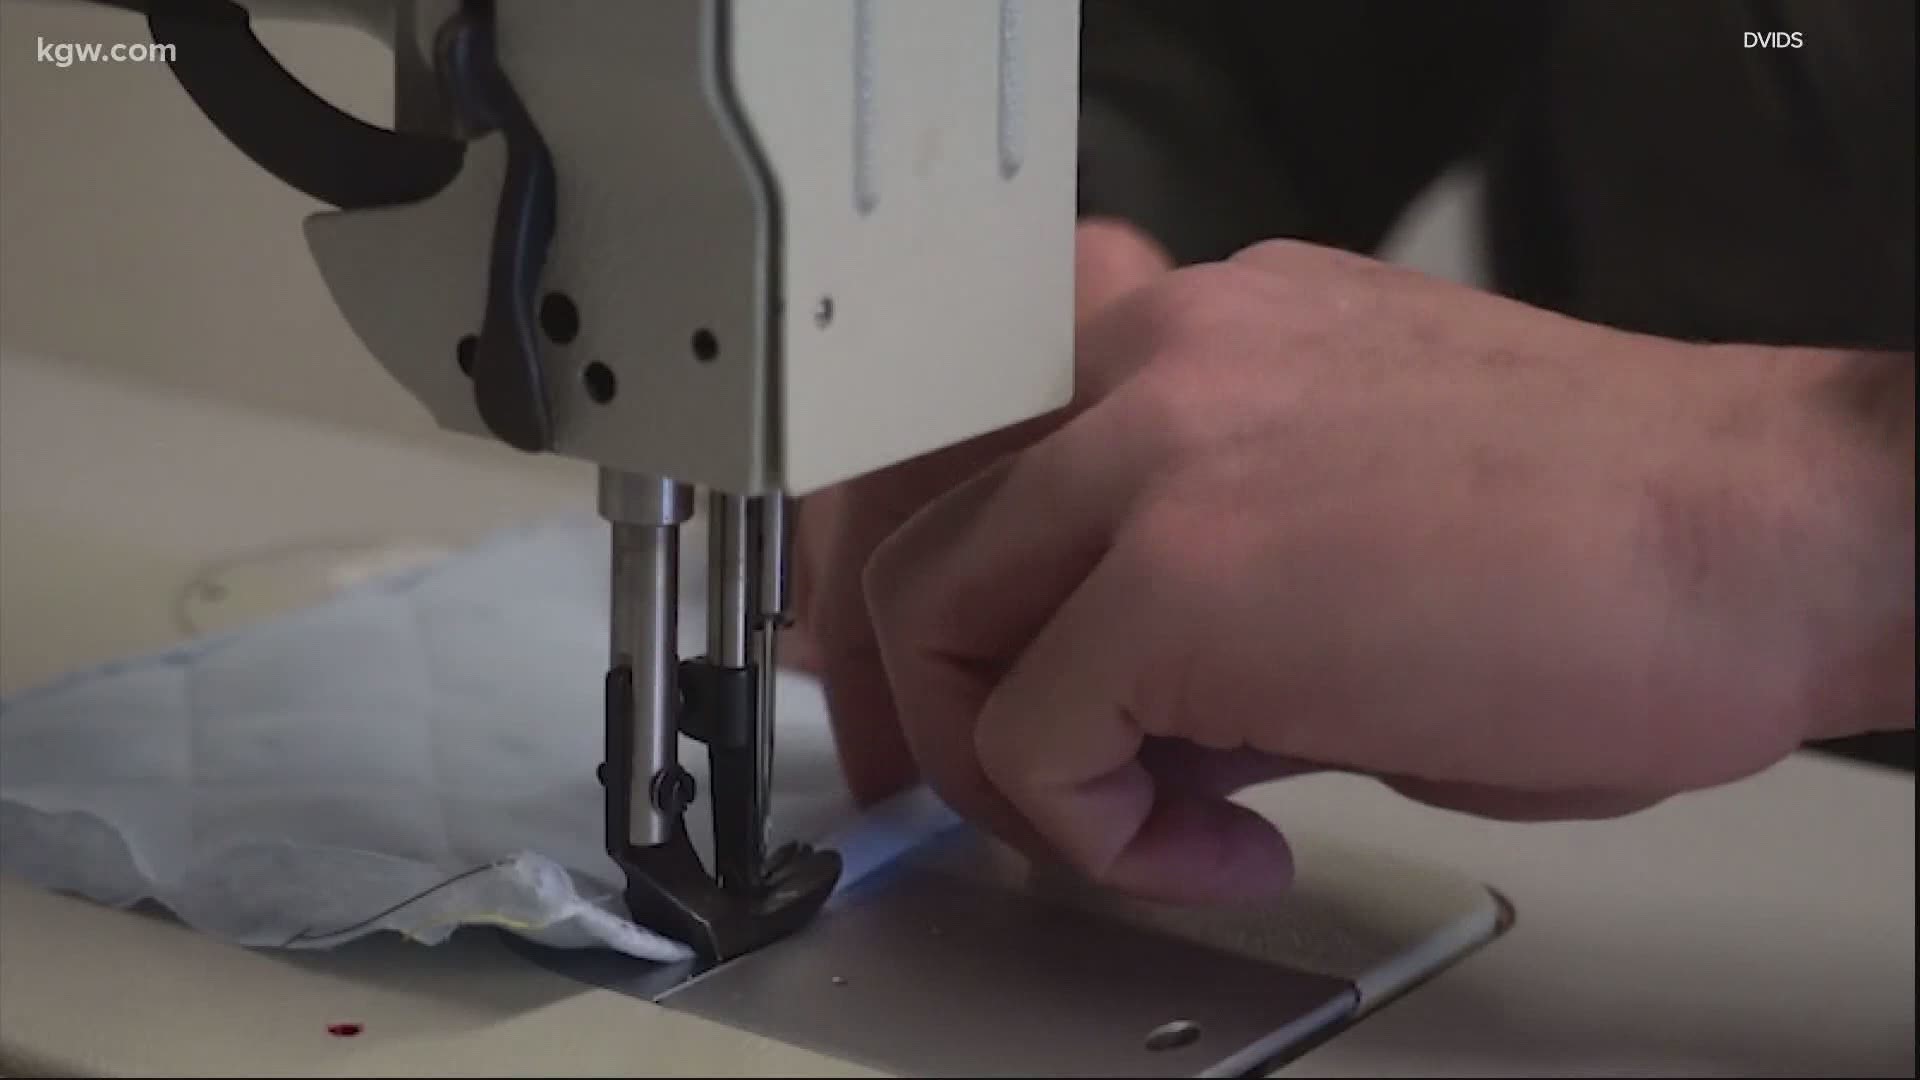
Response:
[602, 662, 841, 964]
[613, 828, 841, 964]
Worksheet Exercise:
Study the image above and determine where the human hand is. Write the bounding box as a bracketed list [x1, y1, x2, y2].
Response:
[786, 219, 1176, 803]
[862, 239, 1913, 905]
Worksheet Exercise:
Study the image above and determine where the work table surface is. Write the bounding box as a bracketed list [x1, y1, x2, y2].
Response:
[1, 349, 1912, 1078]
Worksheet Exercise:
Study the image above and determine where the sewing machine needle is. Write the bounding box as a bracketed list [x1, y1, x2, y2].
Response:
[755, 494, 793, 869]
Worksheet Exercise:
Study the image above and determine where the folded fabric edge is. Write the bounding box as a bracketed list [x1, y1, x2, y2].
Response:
[1, 783, 966, 964]
[0, 795, 693, 963]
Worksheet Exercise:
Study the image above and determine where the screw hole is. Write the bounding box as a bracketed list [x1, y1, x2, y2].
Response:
[1144, 1020, 1200, 1052]
[583, 362, 618, 403]
[691, 328, 719, 363]
[813, 296, 835, 328]
[541, 293, 580, 344]
[456, 335, 477, 376]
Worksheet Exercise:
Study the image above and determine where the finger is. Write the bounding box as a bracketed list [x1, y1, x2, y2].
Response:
[781, 629, 824, 679]
[811, 495, 922, 805]
[868, 380, 1160, 667]
[1137, 739, 1326, 796]
[965, 539, 1294, 906]
[782, 494, 831, 677]
[809, 224, 1166, 803]
[1075, 217, 1173, 323]
[868, 389, 1295, 905]
[819, 635, 918, 805]
[864, 387, 1155, 825]
[1381, 776, 1667, 822]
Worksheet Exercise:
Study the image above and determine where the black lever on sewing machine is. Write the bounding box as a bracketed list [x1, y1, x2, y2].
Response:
[131, 0, 553, 453]
[436, 2, 557, 454]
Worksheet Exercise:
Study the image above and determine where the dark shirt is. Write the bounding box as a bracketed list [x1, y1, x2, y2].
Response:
[1075, 0, 1914, 768]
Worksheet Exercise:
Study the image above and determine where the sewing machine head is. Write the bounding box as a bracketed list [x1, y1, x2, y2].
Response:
[128, 0, 1079, 962]
[175, 0, 1079, 495]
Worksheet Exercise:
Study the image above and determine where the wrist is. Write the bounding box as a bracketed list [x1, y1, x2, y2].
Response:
[1692, 345, 1915, 743]
[1795, 349, 1915, 738]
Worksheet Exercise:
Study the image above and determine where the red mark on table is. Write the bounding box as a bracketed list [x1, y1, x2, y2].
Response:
[327, 1022, 363, 1038]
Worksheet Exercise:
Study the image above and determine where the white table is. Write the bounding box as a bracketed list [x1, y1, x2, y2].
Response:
[1, 349, 1911, 1077]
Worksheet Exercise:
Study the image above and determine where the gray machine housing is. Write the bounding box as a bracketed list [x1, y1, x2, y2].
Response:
[303, 0, 1081, 496]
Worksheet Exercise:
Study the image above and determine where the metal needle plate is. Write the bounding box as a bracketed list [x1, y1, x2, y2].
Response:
[521, 829, 1366, 1077]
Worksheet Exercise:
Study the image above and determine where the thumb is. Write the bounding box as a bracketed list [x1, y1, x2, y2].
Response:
[1074, 218, 1173, 324]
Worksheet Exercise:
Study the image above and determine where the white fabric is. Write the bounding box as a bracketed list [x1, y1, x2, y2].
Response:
[0, 516, 958, 963]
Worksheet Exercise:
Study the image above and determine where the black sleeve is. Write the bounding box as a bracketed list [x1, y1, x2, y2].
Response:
[1074, 0, 1559, 265]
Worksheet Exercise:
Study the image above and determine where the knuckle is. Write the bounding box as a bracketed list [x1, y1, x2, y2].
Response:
[860, 528, 927, 639]
[1117, 491, 1251, 619]
[1109, 503, 1226, 643]
[1133, 632, 1206, 744]
[970, 709, 1021, 790]
[1130, 264, 1244, 346]
[1116, 501, 1195, 583]
[1078, 854, 1126, 891]
[1229, 236, 1365, 278]
[1117, 361, 1220, 470]
[1228, 236, 1324, 272]
[1229, 238, 1420, 328]
[1079, 263, 1255, 401]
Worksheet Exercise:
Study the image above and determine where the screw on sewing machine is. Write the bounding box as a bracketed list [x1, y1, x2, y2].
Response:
[1145, 1020, 1202, 1052]
[650, 767, 696, 817]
